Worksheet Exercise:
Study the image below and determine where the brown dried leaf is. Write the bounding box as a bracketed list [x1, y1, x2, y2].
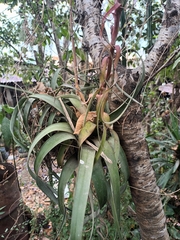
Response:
[74, 111, 97, 135]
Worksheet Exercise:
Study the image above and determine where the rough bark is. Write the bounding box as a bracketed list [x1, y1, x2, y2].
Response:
[114, 103, 169, 240]
[75, 0, 180, 239]
[132, 0, 180, 79]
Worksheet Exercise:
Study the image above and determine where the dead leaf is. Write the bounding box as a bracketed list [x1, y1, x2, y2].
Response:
[0, 165, 6, 170]
[74, 111, 97, 134]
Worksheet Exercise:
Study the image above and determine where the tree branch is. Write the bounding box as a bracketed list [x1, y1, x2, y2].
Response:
[148, 46, 180, 80]
[0, 36, 26, 63]
[133, 0, 180, 80]
[75, 0, 109, 67]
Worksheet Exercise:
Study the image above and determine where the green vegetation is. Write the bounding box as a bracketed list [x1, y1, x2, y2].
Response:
[0, 0, 180, 239]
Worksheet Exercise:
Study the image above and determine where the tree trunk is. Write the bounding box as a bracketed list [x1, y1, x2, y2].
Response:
[75, 0, 180, 239]
[114, 103, 169, 239]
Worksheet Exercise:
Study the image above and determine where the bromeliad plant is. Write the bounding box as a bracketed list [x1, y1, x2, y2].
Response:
[9, 2, 145, 239]
[10, 79, 130, 240]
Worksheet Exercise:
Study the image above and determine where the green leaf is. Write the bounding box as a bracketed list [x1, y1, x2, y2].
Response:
[108, 130, 129, 181]
[172, 56, 180, 69]
[57, 140, 72, 167]
[78, 121, 96, 146]
[168, 226, 180, 239]
[27, 149, 58, 204]
[47, 112, 56, 125]
[109, 51, 145, 124]
[69, 96, 87, 114]
[0, 112, 3, 124]
[27, 162, 58, 204]
[101, 141, 122, 238]
[34, 132, 76, 174]
[119, 144, 129, 181]
[2, 105, 14, 114]
[95, 124, 107, 161]
[37, 105, 51, 131]
[70, 145, 95, 240]
[28, 122, 73, 159]
[168, 112, 180, 140]
[157, 168, 173, 188]
[173, 160, 180, 173]
[58, 156, 78, 214]
[51, 68, 61, 90]
[92, 159, 107, 208]
[10, 97, 29, 149]
[2, 117, 12, 147]
[165, 205, 174, 216]
[29, 94, 74, 120]
[86, 189, 95, 239]
[107, 130, 120, 163]
[23, 98, 36, 128]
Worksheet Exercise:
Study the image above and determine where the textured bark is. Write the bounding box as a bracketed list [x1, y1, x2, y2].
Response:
[132, 0, 180, 79]
[75, 0, 180, 239]
[114, 104, 169, 240]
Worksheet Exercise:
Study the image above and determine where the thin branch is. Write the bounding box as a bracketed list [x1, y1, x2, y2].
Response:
[46, 0, 64, 67]
[0, 36, 25, 63]
[147, 46, 180, 80]
[69, 0, 85, 102]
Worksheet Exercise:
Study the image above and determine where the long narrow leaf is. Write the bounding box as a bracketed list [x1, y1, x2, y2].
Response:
[34, 132, 76, 174]
[108, 129, 129, 181]
[92, 159, 107, 208]
[87, 189, 95, 240]
[70, 145, 95, 240]
[69, 96, 87, 114]
[119, 144, 130, 181]
[51, 68, 61, 90]
[57, 140, 72, 167]
[1, 117, 12, 147]
[95, 124, 107, 161]
[157, 167, 173, 188]
[102, 141, 122, 238]
[109, 52, 145, 123]
[23, 98, 36, 128]
[47, 112, 56, 125]
[10, 97, 29, 149]
[28, 122, 73, 158]
[58, 156, 78, 214]
[29, 94, 74, 119]
[27, 161, 58, 204]
[38, 105, 51, 131]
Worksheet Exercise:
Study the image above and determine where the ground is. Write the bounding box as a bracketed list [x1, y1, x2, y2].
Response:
[8, 154, 54, 240]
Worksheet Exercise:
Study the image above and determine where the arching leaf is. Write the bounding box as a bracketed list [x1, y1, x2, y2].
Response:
[58, 156, 78, 214]
[68, 95, 87, 114]
[10, 97, 29, 149]
[34, 132, 76, 174]
[28, 122, 73, 159]
[27, 162, 58, 204]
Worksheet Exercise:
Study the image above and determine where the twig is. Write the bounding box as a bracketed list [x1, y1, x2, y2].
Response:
[147, 47, 180, 81]
[69, 0, 85, 102]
